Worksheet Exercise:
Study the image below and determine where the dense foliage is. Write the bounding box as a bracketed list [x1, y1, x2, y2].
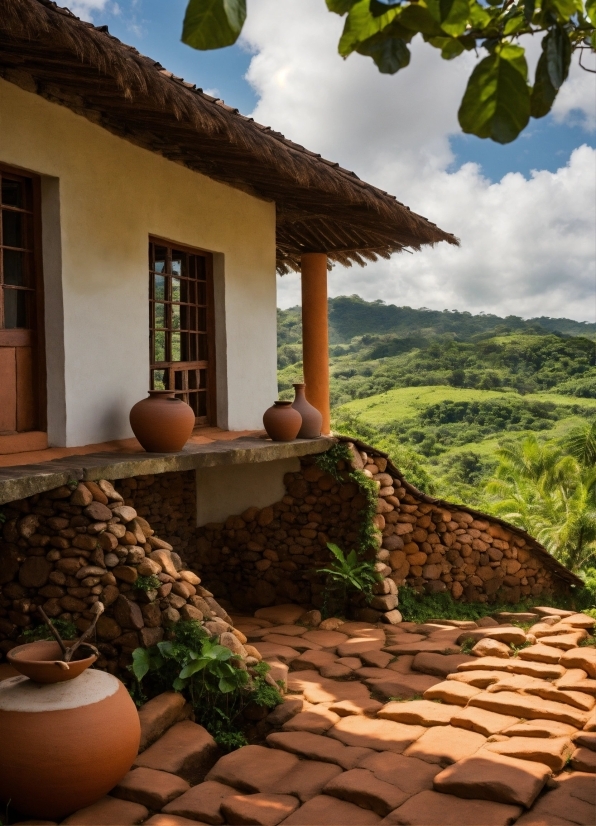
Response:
[131, 621, 282, 750]
[279, 299, 596, 406]
[180, 1, 595, 143]
[487, 423, 596, 572]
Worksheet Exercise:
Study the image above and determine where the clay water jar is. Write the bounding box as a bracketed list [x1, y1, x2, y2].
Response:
[7, 640, 97, 684]
[292, 383, 322, 438]
[0, 669, 140, 820]
[263, 400, 302, 441]
[130, 390, 195, 452]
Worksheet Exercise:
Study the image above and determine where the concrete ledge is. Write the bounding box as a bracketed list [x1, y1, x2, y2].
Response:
[0, 436, 334, 505]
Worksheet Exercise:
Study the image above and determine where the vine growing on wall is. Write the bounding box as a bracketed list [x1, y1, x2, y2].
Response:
[315, 442, 380, 557]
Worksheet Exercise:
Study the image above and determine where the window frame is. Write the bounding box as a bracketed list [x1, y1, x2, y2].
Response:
[148, 236, 216, 426]
[0, 161, 46, 433]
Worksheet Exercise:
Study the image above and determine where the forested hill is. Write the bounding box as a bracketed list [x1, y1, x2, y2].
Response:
[278, 295, 596, 403]
[278, 295, 596, 347]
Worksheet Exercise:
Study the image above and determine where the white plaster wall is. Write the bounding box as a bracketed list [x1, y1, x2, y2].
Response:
[0, 79, 278, 445]
[196, 458, 300, 526]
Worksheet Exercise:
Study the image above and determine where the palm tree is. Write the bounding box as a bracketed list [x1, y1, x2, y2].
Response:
[486, 434, 596, 572]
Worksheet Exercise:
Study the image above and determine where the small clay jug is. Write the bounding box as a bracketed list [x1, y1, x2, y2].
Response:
[292, 383, 323, 438]
[263, 401, 302, 441]
[130, 390, 195, 452]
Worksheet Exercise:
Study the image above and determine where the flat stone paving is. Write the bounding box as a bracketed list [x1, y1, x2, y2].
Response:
[18, 605, 596, 825]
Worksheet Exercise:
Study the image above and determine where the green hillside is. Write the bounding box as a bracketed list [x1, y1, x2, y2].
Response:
[277, 296, 596, 508]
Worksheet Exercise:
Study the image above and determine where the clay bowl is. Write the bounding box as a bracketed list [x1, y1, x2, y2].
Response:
[7, 641, 97, 684]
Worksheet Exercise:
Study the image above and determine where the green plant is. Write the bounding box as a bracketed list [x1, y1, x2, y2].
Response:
[579, 635, 596, 647]
[510, 640, 533, 655]
[459, 637, 477, 655]
[134, 575, 161, 592]
[130, 621, 282, 750]
[316, 542, 380, 618]
[23, 619, 78, 642]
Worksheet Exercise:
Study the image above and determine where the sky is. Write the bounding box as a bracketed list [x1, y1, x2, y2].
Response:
[71, 0, 595, 321]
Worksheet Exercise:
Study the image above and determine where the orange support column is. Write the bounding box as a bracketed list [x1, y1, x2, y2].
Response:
[300, 252, 330, 435]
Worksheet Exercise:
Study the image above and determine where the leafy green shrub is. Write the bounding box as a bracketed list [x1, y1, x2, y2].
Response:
[315, 542, 380, 619]
[134, 575, 161, 592]
[23, 619, 77, 642]
[130, 621, 282, 750]
[459, 637, 477, 655]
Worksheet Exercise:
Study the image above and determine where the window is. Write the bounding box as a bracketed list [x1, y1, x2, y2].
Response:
[149, 239, 215, 425]
[0, 165, 44, 436]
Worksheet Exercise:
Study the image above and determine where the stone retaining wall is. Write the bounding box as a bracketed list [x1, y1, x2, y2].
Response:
[189, 443, 577, 619]
[114, 471, 196, 560]
[0, 479, 247, 672]
[0, 443, 579, 655]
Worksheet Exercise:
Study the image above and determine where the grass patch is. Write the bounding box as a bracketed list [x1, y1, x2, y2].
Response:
[396, 584, 594, 625]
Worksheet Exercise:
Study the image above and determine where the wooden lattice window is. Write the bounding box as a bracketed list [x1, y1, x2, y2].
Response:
[0, 165, 44, 436]
[149, 239, 215, 425]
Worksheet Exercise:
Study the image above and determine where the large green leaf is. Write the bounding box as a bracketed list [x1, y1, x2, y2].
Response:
[544, 26, 571, 89]
[531, 29, 570, 118]
[427, 0, 471, 36]
[339, 0, 402, 56]
[547, 0, 583, 18]
[458, 47, 531, 143]
[326, 0, 360, 12]
[357, 35, 411, 72]
[586, 0, 596, 24]
[131, 648, 151, 682]
[182, 0, 246, 50]
[400, 4, 445, 35]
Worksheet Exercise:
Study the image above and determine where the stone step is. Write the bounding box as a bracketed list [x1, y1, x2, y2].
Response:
[469, 690, 590, 728]
[378, 700, 460, 727]
[433, 751, 550, 808]
[266, 731, 373, 769]
[328, 714, 425, 753]
[133, 721, 218, 785]
[111, 767, 190, 810]
[482, 735, 574, 772]
[161, 780, 237, 823]
[423, 680, 482, 706]
[323, 767, 409, 817]
[411, 652, 473, 678]
[403, 725, 486, 767]
[205, 744, 299, 793]
[221, 792, 299, 826]
[280, 794, 381, 825]
[451, 707, 520, 737]
[379, 789, 522, 826]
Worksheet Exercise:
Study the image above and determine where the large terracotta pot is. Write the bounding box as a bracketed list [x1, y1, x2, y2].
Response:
[130, 390, 195, 452]
[0, 669, 140, 820]
[292, 383, 323, 439]
[8, 640, 97, 684]
[263, 401, 302, 441]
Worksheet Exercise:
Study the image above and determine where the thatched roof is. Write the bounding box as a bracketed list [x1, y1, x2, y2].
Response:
[0, 0, 459, 273]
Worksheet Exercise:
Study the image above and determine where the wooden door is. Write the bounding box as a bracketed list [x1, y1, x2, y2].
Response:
[149, 239, 215, 425]
[0, 165, 45, 452]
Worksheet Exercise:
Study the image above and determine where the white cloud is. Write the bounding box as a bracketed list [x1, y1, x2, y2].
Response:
[552, 57, 596, 132]
[67, 0, 113, 22]
[242, 0, 596, 322]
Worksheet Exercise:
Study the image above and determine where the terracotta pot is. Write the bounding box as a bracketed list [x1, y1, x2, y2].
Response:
[292, 383, 323, 439]
[130, 390, 195, 452]
[0, 669, 140, 819]
[8, 640, 97, 684]
[263, 401, 302, 441]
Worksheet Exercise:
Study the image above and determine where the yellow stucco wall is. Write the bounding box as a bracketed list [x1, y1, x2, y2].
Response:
[0, 78, 278, 446]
